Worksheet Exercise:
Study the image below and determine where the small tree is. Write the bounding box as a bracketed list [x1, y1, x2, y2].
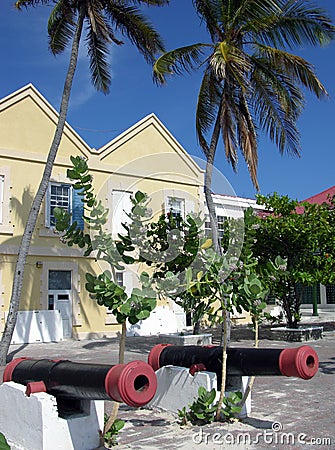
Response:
[252, 193, 335, 328]
[148, 205, 285, 420]
[55, 156, 159, 435]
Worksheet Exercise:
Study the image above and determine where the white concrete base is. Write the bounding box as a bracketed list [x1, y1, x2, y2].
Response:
[6, 310, 63, 344]
[0, 382, 104, 450]
[127, 306, 179, 336]
[158, 333, 212, 346]
[147, 366, 251, 418]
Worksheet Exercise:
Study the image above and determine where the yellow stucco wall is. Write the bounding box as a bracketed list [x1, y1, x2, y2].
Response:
[0, 85, 204, 339]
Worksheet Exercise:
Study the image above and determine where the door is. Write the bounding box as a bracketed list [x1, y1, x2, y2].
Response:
[48, 270, 72, 338]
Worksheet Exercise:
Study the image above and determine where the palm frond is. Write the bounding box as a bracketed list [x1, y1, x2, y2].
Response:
[236, 92, 259, 189]
[257, 0, 335, 49]
[192, 0, 223, 42]
[48, 0, 76, 55]
[153, 44, 209, 85]
[251, 52, 304, 118]
[87, 1, 107, 40]
[86, 25, 111, 94]
[105, 3, 165, 63]
[254, 44, 327, 99]
[196, 66, 222, 155]
[220, 90, 238, 171]
[15, 0, 52, 9]
[233, 0, 281, 32]
[251, 65, 301, 156]
[210, 41, 251, 89]
[127, 0, 170, 5]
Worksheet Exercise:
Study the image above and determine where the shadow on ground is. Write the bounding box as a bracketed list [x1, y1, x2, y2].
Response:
[242, 417, 275, 429]
[6, 343, 28, 363]
[319, 356, 335, 374]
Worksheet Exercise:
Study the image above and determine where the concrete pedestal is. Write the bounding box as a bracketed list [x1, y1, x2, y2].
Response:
[0, 382, 104, 450]
[147, 366, 251, 418]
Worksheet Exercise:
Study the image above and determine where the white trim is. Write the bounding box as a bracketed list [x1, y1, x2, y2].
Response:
[166, 196, 185, 219]
[45, 182, 72, 229]
[40, 261, 82, 327]
[0, 167, 13, 235]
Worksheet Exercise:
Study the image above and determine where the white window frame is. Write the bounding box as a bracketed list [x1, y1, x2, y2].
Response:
[45, 182, 72, 228]
[166, 196, 185, 219]
[205, 214, 226, 241]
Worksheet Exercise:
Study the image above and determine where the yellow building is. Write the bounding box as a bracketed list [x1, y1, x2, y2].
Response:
[0, 84, 205, 342]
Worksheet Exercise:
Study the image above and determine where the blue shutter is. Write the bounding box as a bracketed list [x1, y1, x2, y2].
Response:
[72, 188, 84, 230]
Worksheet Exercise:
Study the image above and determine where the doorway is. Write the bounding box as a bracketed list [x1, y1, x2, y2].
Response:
[48, 270, 72, 338]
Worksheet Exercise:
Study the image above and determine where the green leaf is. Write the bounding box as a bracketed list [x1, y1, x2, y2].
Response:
[67, 169, 81, 180]
[0, 433, 10, 450]
[112, 419, 125, 432]
[206, 388, 216, 405]
[136, 310, 151, 320]
[135, 191, 146, 203]
[122, 255, 135, 265]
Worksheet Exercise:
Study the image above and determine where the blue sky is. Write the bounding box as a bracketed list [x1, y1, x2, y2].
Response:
[1, 0, 335, 200]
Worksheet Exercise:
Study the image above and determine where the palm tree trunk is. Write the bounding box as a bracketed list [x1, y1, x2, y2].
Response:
[0, 5, 86, 366]
[204, 100, 223, 256]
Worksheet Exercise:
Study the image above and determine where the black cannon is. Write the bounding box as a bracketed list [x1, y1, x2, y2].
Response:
[148, 344, 319, 383]
[3, 358, 157, 409]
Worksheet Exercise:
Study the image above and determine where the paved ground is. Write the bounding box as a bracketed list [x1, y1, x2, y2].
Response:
[1, 327, 334, 450]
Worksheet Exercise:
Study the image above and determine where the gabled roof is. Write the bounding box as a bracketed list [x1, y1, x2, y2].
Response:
[97, 113, 204, 180]
[1, 84, 203, 184]
[0, 83, 92, 158]
[296, 185, 335, 214]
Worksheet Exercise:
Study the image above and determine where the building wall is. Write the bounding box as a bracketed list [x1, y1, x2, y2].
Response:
[0, 85, 204, 339]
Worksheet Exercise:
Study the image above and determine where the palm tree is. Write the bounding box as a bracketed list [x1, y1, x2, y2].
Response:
[0, 0, 169, 366]
[154, 0, 335, 253]
[153, 0, 335, 419]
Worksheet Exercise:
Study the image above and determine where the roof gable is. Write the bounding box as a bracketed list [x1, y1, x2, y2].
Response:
[97, 113, 203, 184]
[0, 84, 92, 159]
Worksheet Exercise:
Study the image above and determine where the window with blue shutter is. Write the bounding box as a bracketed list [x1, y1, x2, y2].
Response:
[46, 183, 84, 230]
[72, 188, 84, 230]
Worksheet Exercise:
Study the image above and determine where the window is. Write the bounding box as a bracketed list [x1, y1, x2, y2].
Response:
[167, 197, 185, 219]
[111, 190, 133, 235]
[205, 215, 226, 241]
[48, 184, 71, 227]
[116, 272, 124, 287]
[46, 183, 84, 229]
[48, 270, 72, 290]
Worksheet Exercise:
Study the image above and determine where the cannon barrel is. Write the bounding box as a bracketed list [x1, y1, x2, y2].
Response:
[148, 344, 319, 382]
[3, 358, 157, 407]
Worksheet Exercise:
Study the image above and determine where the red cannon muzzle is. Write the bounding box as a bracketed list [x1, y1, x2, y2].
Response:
[3, 358, 157, 407]
[278, 346, 319, 379]
[148, 344, 319, 381]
